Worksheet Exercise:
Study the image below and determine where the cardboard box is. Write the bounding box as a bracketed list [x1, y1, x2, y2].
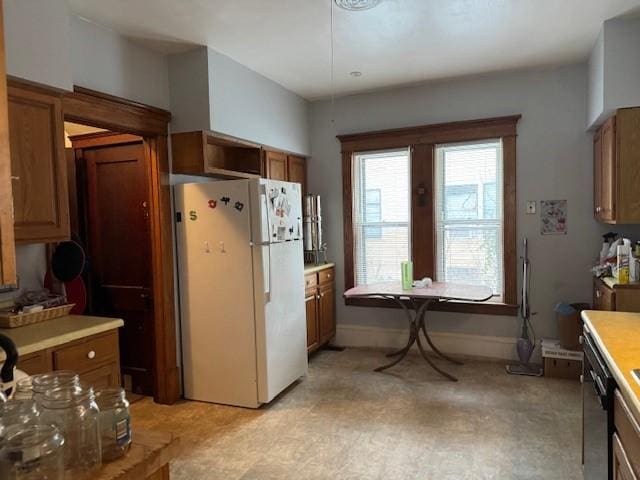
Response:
[544, 357, 582, 380]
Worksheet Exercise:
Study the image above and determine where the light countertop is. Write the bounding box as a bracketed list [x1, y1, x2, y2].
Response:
[0, 315, 123, 361]
[304, 262, 334, 275]
[582, 310, 640, 420]
[601, 276, 640, 289]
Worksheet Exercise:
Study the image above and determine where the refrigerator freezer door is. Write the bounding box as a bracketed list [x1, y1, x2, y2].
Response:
[252, 239, 307, 404]
[175, 180, 260, 408]
[255, 179, 302, 243]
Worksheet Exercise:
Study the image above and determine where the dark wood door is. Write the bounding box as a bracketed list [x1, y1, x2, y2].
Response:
[318, 283, 336, 343]
[600, 116, 616, 222]
[305, 288, 319, 352]
[84, 141, 154, 395]
[265, 150, 287, 180]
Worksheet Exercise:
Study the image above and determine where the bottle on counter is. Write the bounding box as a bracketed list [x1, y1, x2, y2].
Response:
[617, 241, 631, 284]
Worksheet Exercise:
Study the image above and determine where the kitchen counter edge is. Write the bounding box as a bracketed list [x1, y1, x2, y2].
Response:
[304, 262, 335, 275]
[0, 315, 124, 361]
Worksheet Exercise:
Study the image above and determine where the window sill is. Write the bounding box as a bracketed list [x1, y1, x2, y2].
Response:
[344, 296, 517, 316]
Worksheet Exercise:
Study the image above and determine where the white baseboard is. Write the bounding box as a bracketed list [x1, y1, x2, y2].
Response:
[335, 324, 539, 362]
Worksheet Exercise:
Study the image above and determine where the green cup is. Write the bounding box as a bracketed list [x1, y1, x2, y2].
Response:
[401, 261, 413, 290]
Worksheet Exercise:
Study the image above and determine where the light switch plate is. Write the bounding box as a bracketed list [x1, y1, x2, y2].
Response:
[526, 201, 536, 214]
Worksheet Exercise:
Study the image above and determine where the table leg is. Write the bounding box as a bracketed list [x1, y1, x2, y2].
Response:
[419, 307, 464, 366]
[375, 297, 422, 371]
[415, 328, 458, 382]
[385, 299, 415, 358]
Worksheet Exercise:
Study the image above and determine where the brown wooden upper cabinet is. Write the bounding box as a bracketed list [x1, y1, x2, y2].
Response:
[0, 0, 17, 286]
[593, 108, 640, 224]
[171, 130, 263, 179]
[263, 150, 287, 181]
[8, 81, 69, 244]
[264, 150, 307, 196]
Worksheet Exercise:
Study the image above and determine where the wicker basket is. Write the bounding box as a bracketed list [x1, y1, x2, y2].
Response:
[0, 304, 75, 328]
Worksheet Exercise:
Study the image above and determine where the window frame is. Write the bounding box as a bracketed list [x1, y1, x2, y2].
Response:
[339, 115, 520, 316]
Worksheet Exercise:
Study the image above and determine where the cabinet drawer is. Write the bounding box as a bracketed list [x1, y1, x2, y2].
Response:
[53, 331, 119, 373]
[17, 350, 52, 375]
[614, 389, 640, 477]
[318, 267, 334, 285]
[304, 273, 318, 289]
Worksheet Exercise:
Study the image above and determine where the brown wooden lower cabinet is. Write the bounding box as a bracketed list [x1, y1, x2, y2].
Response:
[304, 267, 336, 353]
[15, 329, 121, 387]
[614, 389, 640, 479]
[593, 277, 640, 312]
[614, 433, 637, 480]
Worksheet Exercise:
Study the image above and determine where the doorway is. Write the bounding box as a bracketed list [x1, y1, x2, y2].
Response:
[65, 125, 155, 395]
[62, 87, 179, 404]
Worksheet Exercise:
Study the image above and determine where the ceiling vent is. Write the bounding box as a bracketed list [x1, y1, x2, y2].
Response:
[334, 0, 382, 11]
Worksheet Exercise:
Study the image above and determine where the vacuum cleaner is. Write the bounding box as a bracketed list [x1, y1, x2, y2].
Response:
[506, 238, 543, 376]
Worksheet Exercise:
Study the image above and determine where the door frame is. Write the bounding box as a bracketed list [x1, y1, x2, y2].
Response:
[63, 86, 179, 404]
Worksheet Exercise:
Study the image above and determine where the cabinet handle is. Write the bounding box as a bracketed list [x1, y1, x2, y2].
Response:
[596, 290, 602, 299]
[595, 206, 602, 213]
[316, 295, 320, 300]
[10, 176, 19, 181]
[87, 350, 96, 360]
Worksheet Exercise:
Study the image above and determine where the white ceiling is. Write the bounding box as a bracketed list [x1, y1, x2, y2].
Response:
[67, 0, 640, 100]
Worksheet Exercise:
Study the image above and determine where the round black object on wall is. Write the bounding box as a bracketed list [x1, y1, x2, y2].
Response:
[51, 241, 86, 282]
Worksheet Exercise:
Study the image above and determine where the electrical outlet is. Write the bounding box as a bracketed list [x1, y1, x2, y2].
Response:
[526, 201, 536, 214]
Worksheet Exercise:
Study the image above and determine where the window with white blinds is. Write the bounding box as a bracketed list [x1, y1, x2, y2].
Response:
[434, 140, 503, 301]
[352, 149, 410, 286]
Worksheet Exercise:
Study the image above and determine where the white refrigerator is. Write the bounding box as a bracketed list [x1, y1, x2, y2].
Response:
[175, 178, 307, 408]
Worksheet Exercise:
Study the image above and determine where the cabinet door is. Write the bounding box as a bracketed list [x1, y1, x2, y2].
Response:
[265, 150, 287, 181]
[600, 116, 616, 222]
[81, 362, 121, 389]
[594, 128, 603, 220]
[318, 283, 336, 343]
[593, 278, 615, 311]
[613, 433, 638, 480]
[8, 83, 69, 243]
[305, 288, 319, 353]
[287, 155, 306, 196]
[0, 0, 16, 286]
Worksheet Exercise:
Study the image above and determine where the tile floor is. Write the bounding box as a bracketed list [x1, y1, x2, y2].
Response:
[131, 348, 582, 480]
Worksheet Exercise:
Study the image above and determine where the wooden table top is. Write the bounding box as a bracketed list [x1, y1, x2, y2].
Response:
[344, 281, 493, 302]
[95, 429, 180, 480]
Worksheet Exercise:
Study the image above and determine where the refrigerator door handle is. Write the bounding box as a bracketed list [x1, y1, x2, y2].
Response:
[261, 191, 272, 303]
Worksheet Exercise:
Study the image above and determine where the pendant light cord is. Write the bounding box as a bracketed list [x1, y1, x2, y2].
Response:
[330, 0, 335, 124]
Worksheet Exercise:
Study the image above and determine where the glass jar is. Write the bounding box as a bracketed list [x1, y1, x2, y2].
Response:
[0, 424, 64, 480]
[95, 387, 131, 461]
[11, 377, 34, 402]
[39, 384, 101, 477]
[31, 372, 79, 404]
[0, 400, 40, 444]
